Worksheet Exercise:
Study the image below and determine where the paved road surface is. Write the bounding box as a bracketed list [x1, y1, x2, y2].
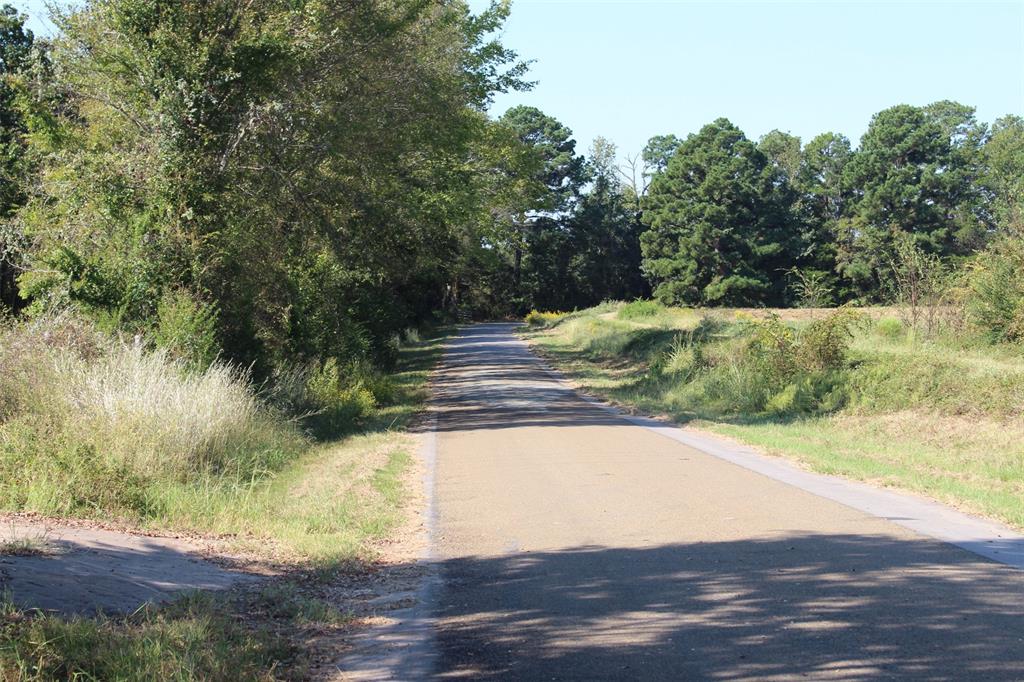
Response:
[429, 323, 1024, 680]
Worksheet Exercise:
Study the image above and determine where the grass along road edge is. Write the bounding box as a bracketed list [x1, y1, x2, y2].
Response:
[522, 304, 1024, 532]
[1, 327, 452, 680]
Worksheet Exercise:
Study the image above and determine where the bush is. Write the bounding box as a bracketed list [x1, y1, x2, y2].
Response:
[796, 308, 862, 371]
[524, 310, 566, 327]
[303, 358, 380, 436]
[617, 299, 662, 320]
[152, 289, 220, 371]
[964, 236, 1024, 344]
[875, 317, 904, 340]
[889, 234, 952, 337]
[691, 310, 858, 416]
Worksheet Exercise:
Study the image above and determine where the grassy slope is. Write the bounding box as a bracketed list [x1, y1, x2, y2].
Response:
[1, 329, 448, 680]
[150, 331, 448, 566]
[3, 329, 447, 566]
[525, 303, 1024, 529]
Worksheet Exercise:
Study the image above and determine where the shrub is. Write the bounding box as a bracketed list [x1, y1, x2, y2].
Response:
[796, 308, 862, 371]
[875, 317, 904, 340]
[617, 299, 662, 320]
[152, 289, 220, 371]
[889, 234, 954, 338]
[963, 236, 1024, 344]
[693, 310, 858, 416]
[524, 310, 566, 327]
[304, 358, 379, 435]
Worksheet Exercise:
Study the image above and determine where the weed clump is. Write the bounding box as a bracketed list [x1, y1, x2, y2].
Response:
[524, 310, 567, 327]
[875, 317, 904, 340]
[303, 359, 380, 436]
[688, 310, 859, 416]
[963, 236, 1024, 344]
[617, 299, 662, 320]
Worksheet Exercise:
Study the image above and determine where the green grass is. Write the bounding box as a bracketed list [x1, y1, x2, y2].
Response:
[147, 436, 416, 564]
[137, 328, 447, 565]
[0, 592, 296, 681]
[0, 328, 449, 680]
[616, 299, 662, 320]
[707, 413, 1024, 528]
[0, 316, 449, 564]
[525, 301, 1024, 529]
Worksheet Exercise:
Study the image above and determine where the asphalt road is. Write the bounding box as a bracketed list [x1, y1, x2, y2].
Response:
[429, 323, 1024, 680]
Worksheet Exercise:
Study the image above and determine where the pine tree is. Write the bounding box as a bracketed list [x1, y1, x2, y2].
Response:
[641, 118, 796, 306]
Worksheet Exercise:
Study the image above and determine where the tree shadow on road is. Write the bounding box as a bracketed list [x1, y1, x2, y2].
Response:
[426, 533, 1024, 680]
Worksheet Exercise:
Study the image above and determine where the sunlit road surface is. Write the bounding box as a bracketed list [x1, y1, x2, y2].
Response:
[428, 323, 1024, 680]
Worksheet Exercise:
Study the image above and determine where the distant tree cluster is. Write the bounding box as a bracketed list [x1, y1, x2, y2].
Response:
[639, 105, 1024, 306]
[466, 100, 1023, 316]
[490, 106, 648, 314]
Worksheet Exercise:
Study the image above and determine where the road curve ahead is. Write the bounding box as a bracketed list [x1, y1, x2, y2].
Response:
[430, 323, 1024, 680]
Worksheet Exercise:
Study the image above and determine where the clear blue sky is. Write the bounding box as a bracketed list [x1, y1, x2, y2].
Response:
[467, 0, 1024, 159]
[13, 1, 1024, 160]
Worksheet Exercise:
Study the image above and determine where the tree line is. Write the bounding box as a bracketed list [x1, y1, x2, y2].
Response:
[500, 102, 1023, 312]
[642, 104, 1022, 307]
[0, 0, 536, 376]
[1, 1, 1022, 381]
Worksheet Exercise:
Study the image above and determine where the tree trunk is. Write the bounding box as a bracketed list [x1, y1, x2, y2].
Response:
[0, 255, 22, 312]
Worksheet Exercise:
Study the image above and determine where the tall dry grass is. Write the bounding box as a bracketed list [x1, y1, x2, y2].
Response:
[0, 313, 305, 516]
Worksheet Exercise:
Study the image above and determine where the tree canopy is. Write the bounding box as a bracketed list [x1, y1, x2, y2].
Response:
[0, 0, 1021, 370]
[641, 118, 795, 305]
